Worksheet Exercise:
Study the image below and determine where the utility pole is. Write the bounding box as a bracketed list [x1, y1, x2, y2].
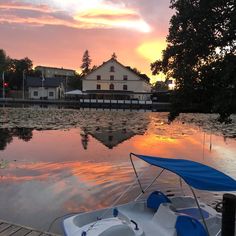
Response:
[41, 71, 45, 99]
[2, 71, 5, 99]
[65, 75, 68, 100]
[22, 70, 25, 100]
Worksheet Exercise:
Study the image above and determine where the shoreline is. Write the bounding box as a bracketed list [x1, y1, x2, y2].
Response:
[0, 98, 170, 111]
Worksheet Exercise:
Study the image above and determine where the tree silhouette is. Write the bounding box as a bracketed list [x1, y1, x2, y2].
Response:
[0, 49, 10, 75]
[151, 0, 236, 122]
[81, 50, 92, 75]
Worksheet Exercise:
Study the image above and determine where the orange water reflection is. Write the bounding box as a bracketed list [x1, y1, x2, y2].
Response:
[0, 112, 236, 233]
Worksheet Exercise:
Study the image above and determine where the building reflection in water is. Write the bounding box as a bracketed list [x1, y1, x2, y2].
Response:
[81, 126, 146, 149]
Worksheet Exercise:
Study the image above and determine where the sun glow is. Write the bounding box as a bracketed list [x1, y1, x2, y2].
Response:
[137, 40, 167, 61]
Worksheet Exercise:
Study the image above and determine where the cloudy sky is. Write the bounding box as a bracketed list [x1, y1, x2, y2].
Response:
[0, 0, 173, 83]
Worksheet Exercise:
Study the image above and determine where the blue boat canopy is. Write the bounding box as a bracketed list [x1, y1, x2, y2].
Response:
[131, 153, 236, 191]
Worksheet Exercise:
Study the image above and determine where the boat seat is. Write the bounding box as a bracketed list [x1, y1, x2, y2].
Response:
[147, 191, 171, 211]
[175, 215, 208, 236]
[176, 208, 210, 220]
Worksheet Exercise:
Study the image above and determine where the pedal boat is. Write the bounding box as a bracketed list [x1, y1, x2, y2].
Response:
[63, 153, 236, 236]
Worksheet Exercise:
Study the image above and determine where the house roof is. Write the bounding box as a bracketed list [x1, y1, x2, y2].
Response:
[83, 58, 150, 84]
[35, 66, 75, 73]
[26, 76, 65, 87]
[125, 66, 150, 83]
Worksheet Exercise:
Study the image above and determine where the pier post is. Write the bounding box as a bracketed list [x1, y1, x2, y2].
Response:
[221, 193, 236, 236]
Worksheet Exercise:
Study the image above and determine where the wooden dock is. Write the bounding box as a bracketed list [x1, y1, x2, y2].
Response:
[0, 220, 61, 236]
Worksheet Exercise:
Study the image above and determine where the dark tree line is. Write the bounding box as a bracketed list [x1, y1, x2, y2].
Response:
[0, 48, 119, 91]
[151, 0, 236, 122]
[0, 49, 38, 90]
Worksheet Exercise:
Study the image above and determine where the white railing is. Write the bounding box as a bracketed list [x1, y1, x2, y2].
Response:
[79, 99, 153, 104]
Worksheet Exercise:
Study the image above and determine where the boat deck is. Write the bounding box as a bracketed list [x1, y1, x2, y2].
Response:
[0, 220, 61, 236]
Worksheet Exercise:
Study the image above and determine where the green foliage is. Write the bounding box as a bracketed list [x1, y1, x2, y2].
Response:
[67, 75, 83, 90]
[0, 49, 34, 89]
[152, 81, 169, 92]
[7, 57, 33, 89]
[151, 0, 236, 122]
[0, 49, 10, 73]
[81, 50, 92, 75]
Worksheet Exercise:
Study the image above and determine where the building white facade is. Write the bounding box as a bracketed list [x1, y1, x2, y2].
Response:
[27, 77, 65, 100]
[28, 87, 64, 100]
[82, 59, 151, 100]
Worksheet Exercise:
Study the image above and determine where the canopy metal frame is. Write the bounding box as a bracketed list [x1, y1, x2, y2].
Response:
[129, 153, 210, 236]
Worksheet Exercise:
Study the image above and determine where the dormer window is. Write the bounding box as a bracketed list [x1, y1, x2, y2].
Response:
[110, 66, 115, 72]
[110, 75, 114, 80]
[97, 75, 101, 80]
[109, 84, 114, 90]
[123, 75, 128, 80]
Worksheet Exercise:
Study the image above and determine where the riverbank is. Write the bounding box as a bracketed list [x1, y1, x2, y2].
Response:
[0, 98, 170, 111]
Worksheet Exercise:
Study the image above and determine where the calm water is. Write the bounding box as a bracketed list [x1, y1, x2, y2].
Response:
[0, 108, 236, 233]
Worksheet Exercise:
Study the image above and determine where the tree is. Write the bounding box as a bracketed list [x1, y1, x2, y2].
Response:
[0, 49, 10, 74]
[152, 81, 169, 92]
[67, 74, 83, 90]
[80, 50, 92, 75]
[7, 57, 33, 89]
[111, 52, 117, 60]
[151, 0, 236, 122]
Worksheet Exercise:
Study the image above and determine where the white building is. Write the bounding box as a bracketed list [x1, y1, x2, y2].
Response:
[35, 66, 75, 78]
[82, 58, 152, 100]
[27, 77, 65, 100]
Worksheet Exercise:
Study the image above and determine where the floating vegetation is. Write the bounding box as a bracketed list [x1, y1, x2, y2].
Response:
[0, 108, 235, 139]
[0, 160, 8, 169]
[176, 113, 236, 139]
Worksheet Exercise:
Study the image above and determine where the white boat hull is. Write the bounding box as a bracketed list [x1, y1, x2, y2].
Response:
[63, 196, 221, 236]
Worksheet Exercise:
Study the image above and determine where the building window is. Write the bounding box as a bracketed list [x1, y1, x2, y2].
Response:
[97, 84, 101, 90]
[110, 66, 115, 72]
[110, 75, 114, 80]
[123, 85, 128, 91]
[123, 75, 128, 80]
[49, 91, 54, 97]
[97, 75, 101, 80]
[109, 84, 114, 90]
[33, 91, 38, 96]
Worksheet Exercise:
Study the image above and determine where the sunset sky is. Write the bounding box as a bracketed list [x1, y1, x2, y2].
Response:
[0, 0, 173, 83]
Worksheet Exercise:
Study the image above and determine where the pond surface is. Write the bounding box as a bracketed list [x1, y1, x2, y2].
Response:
[0, 108, 236, 233]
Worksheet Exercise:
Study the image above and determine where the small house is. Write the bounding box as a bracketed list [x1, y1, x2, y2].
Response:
[27, 77, 65, 100]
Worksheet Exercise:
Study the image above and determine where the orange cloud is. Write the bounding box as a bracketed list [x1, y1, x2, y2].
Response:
[0, 2, 51, 13]
[0, 1, 151, 32]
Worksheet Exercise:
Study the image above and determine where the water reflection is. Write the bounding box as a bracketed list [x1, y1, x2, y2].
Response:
[0, 128, 33, 150]
[0, 108, 235, 234]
